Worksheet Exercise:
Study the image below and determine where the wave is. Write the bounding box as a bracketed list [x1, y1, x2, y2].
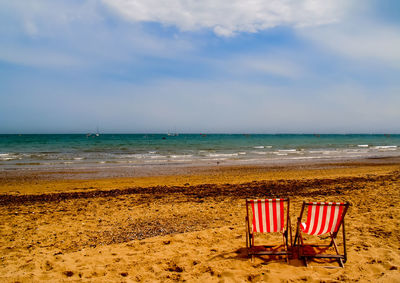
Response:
[273, 152, 288, 156]
[252, 151, 269, 155]
[169, 155, 193, 159]
[207, 153, 239, 158]
[278, 149, 297, 152]
[0, 153, 21, 161]
[374, 145, 397, 150]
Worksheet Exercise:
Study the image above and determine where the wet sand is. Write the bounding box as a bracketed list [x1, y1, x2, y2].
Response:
[0, 159, 399, 282]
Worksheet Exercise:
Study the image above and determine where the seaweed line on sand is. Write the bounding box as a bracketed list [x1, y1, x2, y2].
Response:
[1, 170, 399, 206]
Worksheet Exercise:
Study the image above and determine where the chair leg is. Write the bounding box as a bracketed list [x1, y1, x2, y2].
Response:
[245, 217, 250, 257]
[331, 236, 339, 254]
[303, 256, 308, 267]
[246, 221, 249, 250]
[296, 229, 309, 267]
[294, 230, 298, 247]
[328, 237, 334, 247]
[338, 257, 344, 268]
[331, 237, 343, 267]
[285, 229, 288, 250]
[282, 231, 289, 263]
[294, 218, 302, 247]
[342, 220, 347, 263]
[300, 233, 308, 268]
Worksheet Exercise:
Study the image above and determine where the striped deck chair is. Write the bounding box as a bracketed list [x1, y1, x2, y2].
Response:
[245, 198, 292, 262]
[294, 201, 350, 267]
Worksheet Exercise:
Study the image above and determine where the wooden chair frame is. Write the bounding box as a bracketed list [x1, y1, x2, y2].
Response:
[245, 198, 292, 262]
[294, 201, 350, 268]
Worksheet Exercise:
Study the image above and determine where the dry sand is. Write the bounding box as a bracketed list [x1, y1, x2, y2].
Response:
[0, 160, 399, 282]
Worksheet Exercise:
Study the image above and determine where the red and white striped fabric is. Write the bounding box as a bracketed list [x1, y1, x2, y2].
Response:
[249, 199, 285, 233]
[300, 202, 345, 235]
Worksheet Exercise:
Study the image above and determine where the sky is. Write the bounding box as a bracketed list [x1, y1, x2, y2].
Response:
[0, 0, 399, 134]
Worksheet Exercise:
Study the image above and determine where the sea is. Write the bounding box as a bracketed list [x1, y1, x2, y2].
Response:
[0, 134, 399, 170]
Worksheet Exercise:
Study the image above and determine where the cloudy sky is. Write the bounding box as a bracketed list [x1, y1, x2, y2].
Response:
[0, 0, 399, 134]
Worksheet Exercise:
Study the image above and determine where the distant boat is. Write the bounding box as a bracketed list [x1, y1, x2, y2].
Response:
[167, 129, 179, 136]
[86, 127, 100, 138]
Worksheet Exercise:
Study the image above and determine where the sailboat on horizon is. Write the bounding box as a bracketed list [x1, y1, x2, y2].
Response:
[167, 127, 179, 136]
[86, 126, 101, 137]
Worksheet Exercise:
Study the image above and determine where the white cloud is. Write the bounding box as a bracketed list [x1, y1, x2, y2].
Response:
[0, 1, 197, 68]
[102, 0, 349, 36]
[223, 55, 304, 79]
[300, 23, 400, 68]
[24, 20, 38, 36]
[0, 45, 82, 68]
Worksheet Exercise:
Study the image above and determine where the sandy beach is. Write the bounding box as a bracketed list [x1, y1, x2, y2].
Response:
[3, 0, 400, 280]
[1, 158, 399, 282]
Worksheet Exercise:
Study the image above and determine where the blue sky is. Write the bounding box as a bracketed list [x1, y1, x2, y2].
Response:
[0, 0, 399, 134]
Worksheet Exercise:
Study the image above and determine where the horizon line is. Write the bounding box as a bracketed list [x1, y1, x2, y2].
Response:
[0, 132, 399, 135]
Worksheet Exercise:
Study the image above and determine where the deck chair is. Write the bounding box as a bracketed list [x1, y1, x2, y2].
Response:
[245, 198, 292, 262]
[294, 201, 350, 267]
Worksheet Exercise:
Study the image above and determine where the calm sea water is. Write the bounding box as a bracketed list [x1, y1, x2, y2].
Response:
[0, 134, 399, 170]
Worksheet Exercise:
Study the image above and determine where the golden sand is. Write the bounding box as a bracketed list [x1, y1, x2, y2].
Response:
[0, 160, 399, 282]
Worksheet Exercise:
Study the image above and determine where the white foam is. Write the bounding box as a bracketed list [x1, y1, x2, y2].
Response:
[202, 158, 228, 161]
[252, 151, 268, 155]
[321, 150, 338, 155]
[170, 155, 193, 159]
[207, 153, 239, 157]
[358, 144, 369, 148]
[0, 153, 20, 161]
[309, 150, 340, 155]
[119, 154, 143, 159]
[278, 149, 297, 153]
[238, 152, 247, 155]
[73, 157, 84, 160]
[253, 146, 264, 149]
[374, 145, 397, 150]
[123, 153, 165, 159]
